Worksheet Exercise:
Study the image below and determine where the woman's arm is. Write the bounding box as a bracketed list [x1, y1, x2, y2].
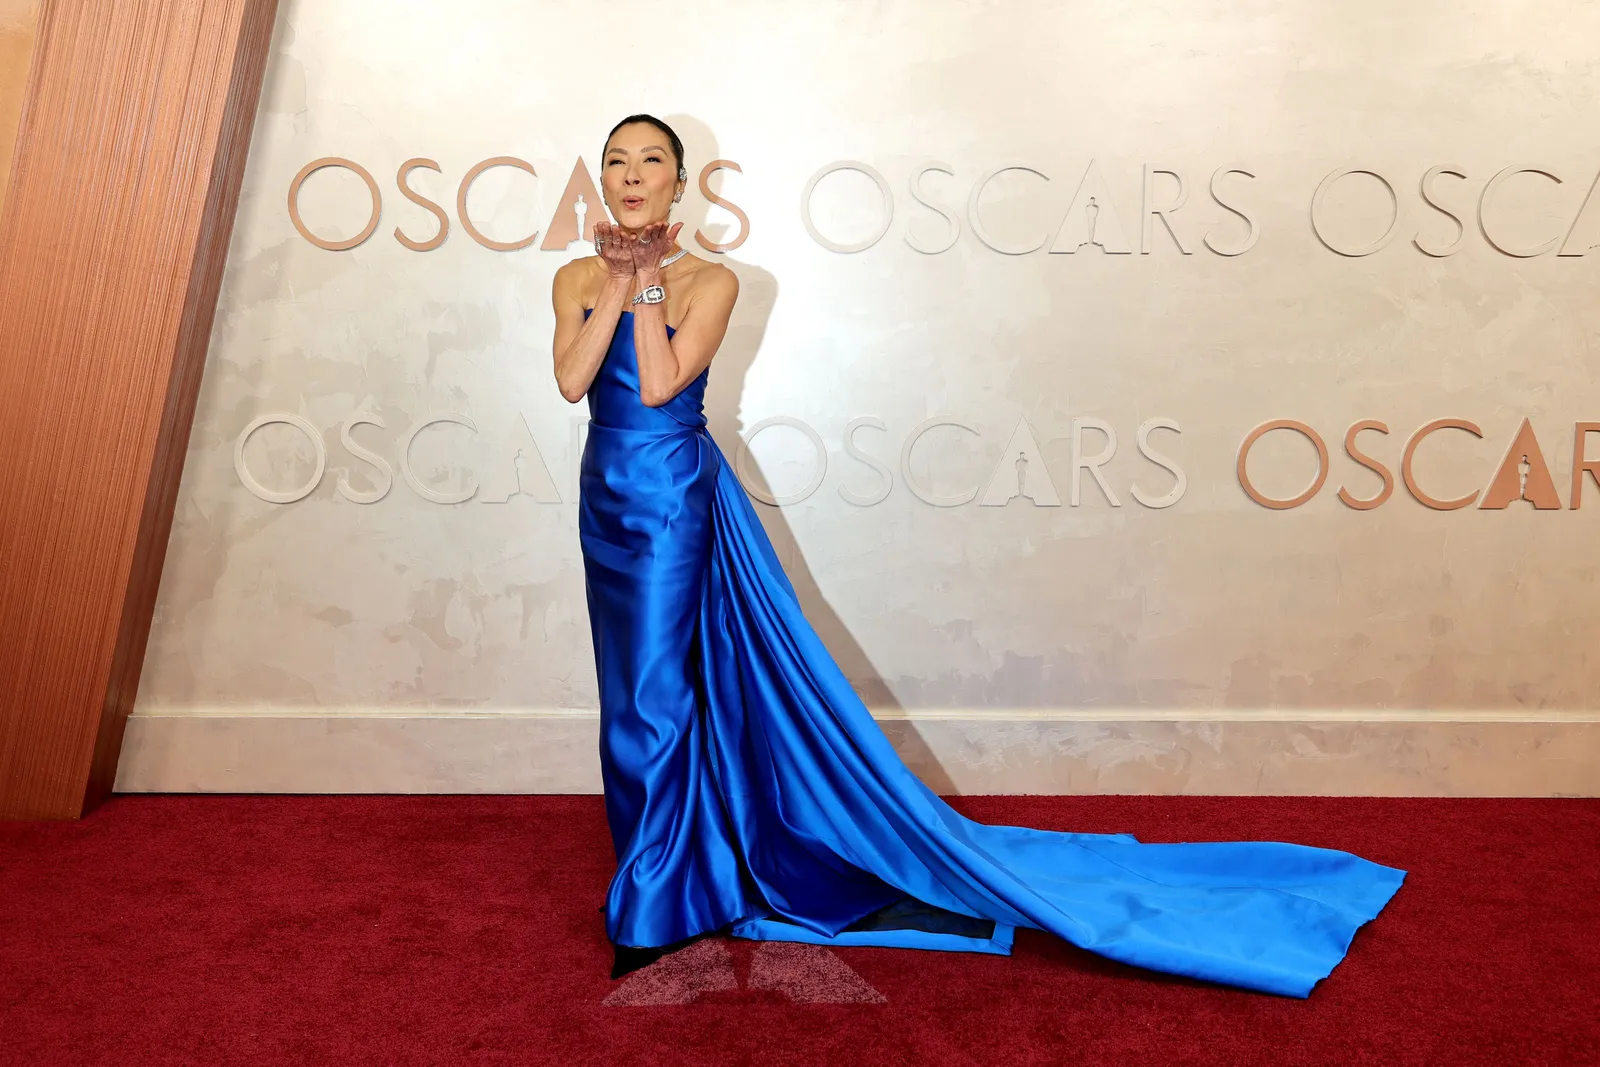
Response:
[551, 237, 638, 403]
[629, 227, 740, 408]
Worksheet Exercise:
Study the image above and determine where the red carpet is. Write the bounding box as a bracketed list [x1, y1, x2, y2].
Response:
[1, 794, 1595, 1066]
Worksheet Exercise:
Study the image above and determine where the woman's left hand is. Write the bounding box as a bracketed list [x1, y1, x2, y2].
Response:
[631, 221, 685, 275]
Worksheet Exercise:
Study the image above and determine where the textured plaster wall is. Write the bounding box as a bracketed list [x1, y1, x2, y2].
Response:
[137, 0, 1600, 721]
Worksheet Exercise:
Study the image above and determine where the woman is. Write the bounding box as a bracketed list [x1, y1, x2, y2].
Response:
[551, 114, 1405, 995]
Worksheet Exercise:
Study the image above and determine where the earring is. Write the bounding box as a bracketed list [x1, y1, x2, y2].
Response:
[673, 193, 682, 203]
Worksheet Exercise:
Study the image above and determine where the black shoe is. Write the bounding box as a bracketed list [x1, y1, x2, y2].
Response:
[610, 943, 665, 979]
[608, 930, 714, 980]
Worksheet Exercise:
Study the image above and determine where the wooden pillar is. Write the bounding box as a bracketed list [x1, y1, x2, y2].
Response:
[0, 0, 279, 819]
[0, 1, 42, 213]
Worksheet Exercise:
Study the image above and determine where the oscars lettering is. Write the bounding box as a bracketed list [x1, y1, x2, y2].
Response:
[1237, 419, 1600, 511]
[232, 411, 1187, 510]
[233, 410, 1600, 512]
[289, 153, 1600, 259]
[288, 155, 748, 254]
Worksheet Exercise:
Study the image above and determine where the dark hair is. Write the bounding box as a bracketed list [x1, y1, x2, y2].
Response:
[603, 113, 688, 183]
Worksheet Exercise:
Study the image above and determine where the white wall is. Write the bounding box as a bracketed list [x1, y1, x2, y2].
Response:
[122, 0, 1600, 794]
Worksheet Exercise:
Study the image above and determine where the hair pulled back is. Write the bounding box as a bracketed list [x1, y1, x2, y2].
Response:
[603, 113, 688, 183]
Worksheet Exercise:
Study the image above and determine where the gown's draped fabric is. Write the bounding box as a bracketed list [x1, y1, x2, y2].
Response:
[578, 310, 1404, 998]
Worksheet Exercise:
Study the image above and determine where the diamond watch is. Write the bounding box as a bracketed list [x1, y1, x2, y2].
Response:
[632, 285, 666, 306]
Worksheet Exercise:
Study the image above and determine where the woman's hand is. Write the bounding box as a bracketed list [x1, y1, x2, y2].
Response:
[631, 221, 685, 276]
[594, 221, 637, 279]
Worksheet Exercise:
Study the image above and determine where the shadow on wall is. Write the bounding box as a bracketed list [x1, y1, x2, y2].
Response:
[665, 112, 951, 791]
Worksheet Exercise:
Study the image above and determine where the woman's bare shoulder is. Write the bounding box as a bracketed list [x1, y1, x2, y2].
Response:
[681, 256, 738, 300]
[554, 256, 605, 306]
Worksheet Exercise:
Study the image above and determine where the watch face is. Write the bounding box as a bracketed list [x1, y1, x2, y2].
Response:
[642, 285, 666, 303]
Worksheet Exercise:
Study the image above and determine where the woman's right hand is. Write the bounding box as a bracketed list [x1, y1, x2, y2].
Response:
[594, 221, 636, 279]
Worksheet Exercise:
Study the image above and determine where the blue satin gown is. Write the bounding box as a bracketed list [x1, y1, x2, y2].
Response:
[577, 309, 1405, 998]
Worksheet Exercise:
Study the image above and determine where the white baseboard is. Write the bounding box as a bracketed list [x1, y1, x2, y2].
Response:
[113, 707, 1600, 797]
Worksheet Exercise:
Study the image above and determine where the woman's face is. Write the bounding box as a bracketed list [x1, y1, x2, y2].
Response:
[601, 123, 683, 232]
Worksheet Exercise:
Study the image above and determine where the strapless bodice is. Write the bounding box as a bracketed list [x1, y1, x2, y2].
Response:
[582, 309, 707, 431]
